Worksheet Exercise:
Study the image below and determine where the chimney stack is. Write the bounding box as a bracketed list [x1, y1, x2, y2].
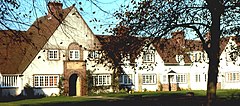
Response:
[47, 1, 63, 19]
[172, 30, 185, 46]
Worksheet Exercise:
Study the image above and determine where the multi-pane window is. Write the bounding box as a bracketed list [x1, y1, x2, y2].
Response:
[226, 72, 240, 82]
[69, 50, 80, 60]
[176, 74, 186, 83]
[162, 75, 167, 83]
[34, 75, 59, 87]
[142, 74, 156, 84]
[92, 75, 111, 86]
[204, 74, 207, 82]
[143, 50, 155, 62]
[227, 52, 238, 61]
[176, 55, 184, 63]
[195, 74, 201, 82]
[119, 74, 132, 85]
[48, 50, 59, 60]
[190, 52, 208, 62]
[88, 51, 101, 60]
[120, 53, 130, 62]
[1, 75, 18, 87]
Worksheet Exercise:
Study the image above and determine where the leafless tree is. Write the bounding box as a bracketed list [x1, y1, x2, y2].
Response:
[111, 0, 240, 105]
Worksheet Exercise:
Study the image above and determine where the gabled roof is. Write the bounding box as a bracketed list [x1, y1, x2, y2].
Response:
[153, 37, 231, 64]
[0, 5, 74, 74]
[96, 34, 233, 65]
[153, 38, 194, 64]
[96, 35, 146, 63]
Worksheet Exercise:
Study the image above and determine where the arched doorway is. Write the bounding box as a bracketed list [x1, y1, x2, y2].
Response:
[69, 74, 81, 96]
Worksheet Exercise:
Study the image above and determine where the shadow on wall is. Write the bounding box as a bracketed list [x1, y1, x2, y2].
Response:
[0, 84, 46, 102]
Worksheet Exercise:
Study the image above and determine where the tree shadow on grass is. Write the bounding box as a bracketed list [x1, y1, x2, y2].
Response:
[38, 95, 240, 106]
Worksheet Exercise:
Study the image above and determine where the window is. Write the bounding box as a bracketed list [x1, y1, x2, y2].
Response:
[176, 74, 186, 83]
[162, 75, 167, 83]
[176, 55, 184, 63]
[227, 52, 238, 61]
[69, 50, 80, 60]
[202, 52, 209, 62]
[88, 51, 101, 60]
[204, 74, 207, 82]
[120, 53, 130, 61]
[119, 74, 132, 84]
[34, 75, 59, 87]
[190, 52, 207, 62]
[48, 50, 59, 60]
[1, 75, 18, 87]
[92, 75, 111, 86]
[195, 74, 201, 82]
[143, 50, 155, 62]
[226, 72, 240, 82]
[142, 74, 156, 84]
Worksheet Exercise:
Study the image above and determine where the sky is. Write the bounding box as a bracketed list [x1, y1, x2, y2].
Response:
[4, 0, 133, 35]
[3, 0, 197, 39]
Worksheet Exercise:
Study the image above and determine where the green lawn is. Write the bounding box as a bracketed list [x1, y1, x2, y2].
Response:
[1, 90, 240, 106]
[0, 96, 98, 106]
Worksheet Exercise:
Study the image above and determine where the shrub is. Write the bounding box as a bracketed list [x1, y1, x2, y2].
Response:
[24, 83, 34, 98]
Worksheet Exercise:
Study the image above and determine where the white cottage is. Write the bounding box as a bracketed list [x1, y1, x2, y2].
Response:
[0, 2, 102, 96]
[1, 2, 240, 97]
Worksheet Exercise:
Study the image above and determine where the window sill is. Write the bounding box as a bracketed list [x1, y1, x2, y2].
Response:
[142, 83, 156, 85]
[93, 84, 111, 86]
[48, 59, 60, 61]
[33, 87, 58, 88]
[0, 86, 19, 88]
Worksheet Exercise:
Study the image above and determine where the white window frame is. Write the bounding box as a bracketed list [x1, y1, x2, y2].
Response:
[226, 51, 238, 62]
[48, 50, 59, 60]
[194, 52, 202, 62]
[120, 53, 130, 61]
[142, 74, 156, 84]
[69, 50, 80, 60]
[89, 50, 101, 60]
[93, 74, 111, 86]
[143, 50, 155, 62]
[204, 73, 207, 82]
[0, 75, 18, 88]
[176, 74, 187, 83]
[119, 74, 132, 85]
[176, 55, 184, 63]
[34, 75, 59, 87]
[226, 72, 240, 82]
[162, 75, 167, 83]
[195, 74, 201, 82]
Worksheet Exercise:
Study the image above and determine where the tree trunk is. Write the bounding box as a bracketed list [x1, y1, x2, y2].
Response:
[206, 5, 222, 106]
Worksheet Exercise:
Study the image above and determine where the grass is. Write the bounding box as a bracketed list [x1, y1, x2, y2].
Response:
[0, 96, 98, 106]
[1, 89, 240, 106]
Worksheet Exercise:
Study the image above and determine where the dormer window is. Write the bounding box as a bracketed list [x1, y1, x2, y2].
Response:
[194, 52, 201, 62]
[143, 49, 155, 63]
[190, 51, 207, 62]
[227, 51, 238, 61]
[176, 55, 184, 63]
[69, 50, 80, 60]
[48, 50, 59, 60]
[120, 53, 130, 62]
[88, 50, 101, 60]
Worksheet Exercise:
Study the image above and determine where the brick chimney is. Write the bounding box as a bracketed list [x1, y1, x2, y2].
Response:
[172, 31, 185, 47]
[47, 1, 63, 19]
[204, 32, 211, 41]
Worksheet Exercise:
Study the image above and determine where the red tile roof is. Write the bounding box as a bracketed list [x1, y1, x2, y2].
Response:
[0, 5, 74, 74]
[96, 35, 232, 64]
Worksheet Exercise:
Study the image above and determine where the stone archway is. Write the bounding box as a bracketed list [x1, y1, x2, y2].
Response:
[63, 42, 86, 96]
[63, 65, 86, 96]
[64, 70, 86, 96]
